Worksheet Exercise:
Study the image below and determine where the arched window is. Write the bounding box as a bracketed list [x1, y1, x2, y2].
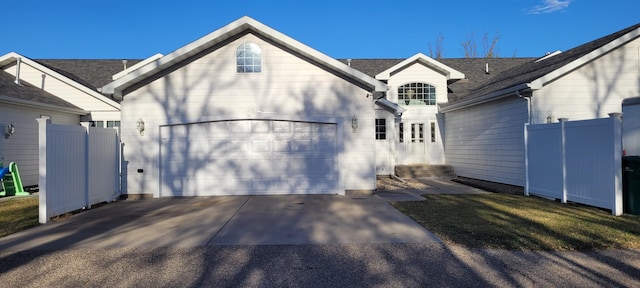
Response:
[236, 43, 262, 73]
[397, 83, 436, 105]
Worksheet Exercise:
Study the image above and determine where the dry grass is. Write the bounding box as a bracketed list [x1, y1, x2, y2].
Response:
[394, 194, 640, 251]
[0, 197, 39, 238]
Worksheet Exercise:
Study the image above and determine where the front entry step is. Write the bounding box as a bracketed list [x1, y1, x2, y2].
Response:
[395, 164, 456, 179]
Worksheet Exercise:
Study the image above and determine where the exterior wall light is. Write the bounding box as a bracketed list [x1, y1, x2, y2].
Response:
[136, 118, 145, 136]
[5, 123, 15, 138]
[352, 115, 358, 133]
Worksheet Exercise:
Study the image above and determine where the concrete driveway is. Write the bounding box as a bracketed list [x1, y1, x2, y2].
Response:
[0, 194, 440, 251]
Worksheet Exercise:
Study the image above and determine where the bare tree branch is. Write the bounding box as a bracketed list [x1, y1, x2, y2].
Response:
[428, 33, 445, 59]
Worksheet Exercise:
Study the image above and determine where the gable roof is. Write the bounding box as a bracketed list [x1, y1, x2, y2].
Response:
[0, 70, 86, 114]
[341, 57, 535, 102]
[102, 16, 387, 97]
[36, 59, 143, 91]
[0, 52, 122, 110]
[441, 22, 640, 112]
[375, 53, 465, 81]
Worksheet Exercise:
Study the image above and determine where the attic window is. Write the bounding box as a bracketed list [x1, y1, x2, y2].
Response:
[398, 83, 436, 105]
[236, 43, 262, 73]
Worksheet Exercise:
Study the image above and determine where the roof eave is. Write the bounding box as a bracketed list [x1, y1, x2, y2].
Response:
[103, 16, 386, 96]
[440, 83, 533, 113]
[0, 95, 88, 115]
[531, 25, 640, 88]
[375, 53, 466, 81]
[0, 52, 121, 110]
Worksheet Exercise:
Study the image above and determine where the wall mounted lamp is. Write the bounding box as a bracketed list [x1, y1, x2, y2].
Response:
[351, 115, 358, 133]
[5, 123, 15, 138]
[136, 118, 145, 136]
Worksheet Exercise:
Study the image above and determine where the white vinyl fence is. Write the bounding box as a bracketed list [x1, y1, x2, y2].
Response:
[37, 118, 121, 223]
[524, 114, 623, 215]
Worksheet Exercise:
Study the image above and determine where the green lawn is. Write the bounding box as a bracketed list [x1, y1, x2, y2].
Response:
[0, 197, 39, 238]
[394, 193, 640, 251]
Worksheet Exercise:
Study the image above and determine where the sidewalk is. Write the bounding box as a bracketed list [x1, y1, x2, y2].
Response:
[375, 176, 488, 202]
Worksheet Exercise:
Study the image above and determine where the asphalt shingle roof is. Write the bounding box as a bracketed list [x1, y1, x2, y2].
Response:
[36, 59, 142, 91]
[26, 22, 638, 107]
[0, 70, 83, 110]
[464, 23, 640, 102]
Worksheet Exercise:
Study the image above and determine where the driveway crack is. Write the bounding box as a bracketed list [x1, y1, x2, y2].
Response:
[205, 196, 250, 246]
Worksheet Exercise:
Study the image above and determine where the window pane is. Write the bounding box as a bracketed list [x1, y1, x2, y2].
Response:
[430, 122, 436, 143]
[411, 124, 416, 142]
[237, 43, 262, 74]
[397, 83, 436, 106]
[375, 119, 386, 140]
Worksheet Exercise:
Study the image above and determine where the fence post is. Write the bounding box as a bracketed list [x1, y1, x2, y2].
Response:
[610, 113, 623, 216]
[559, 118, 569, 204]
[37, 117, 50, 224]
[524, 123, 530, 196]
[80, 122, 91, 209]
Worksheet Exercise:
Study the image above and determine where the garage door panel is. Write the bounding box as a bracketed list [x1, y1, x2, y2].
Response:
[273, 140, 292, 152]
[161, 120, 338, 196]
[251, 140, 270, 152]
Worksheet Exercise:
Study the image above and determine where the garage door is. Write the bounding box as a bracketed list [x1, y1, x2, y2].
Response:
[160, 120, 338, 196]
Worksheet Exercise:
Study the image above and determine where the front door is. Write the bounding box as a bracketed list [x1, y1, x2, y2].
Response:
[397, 121, 428, 164]
[409, 122, 427, 163]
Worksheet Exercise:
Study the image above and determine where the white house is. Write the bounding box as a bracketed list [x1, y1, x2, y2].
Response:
[440, 23, 640, 187]
[102, 16, 400, 197]
[99, 17, 640, 197]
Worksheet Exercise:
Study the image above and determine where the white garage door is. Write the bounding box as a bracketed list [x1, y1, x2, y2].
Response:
[160, 120, 338, 196]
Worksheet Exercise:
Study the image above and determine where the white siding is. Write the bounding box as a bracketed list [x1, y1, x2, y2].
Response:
[444, 97, 528, 186]
[121, 33, 376, 195]
[0, 103, 79, 186]
[3, 63, 120, 120]
[533, 37, 640, 123]
[374, 110, 393, 174]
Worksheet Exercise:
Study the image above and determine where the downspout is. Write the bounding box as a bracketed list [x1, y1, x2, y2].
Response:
[518, 89, 532, 196]
[517, 90, 532, 124]
[14, 57, 22, 85]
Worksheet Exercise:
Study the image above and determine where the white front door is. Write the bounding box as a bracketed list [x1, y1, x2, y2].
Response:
[409, 122, 427, 163]
[397, 121, 427, 164]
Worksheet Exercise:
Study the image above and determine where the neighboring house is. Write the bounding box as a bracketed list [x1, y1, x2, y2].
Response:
[0, 52, 135, 187]
[0, 70, 86, 186]
[0, 53, 125, 128]
[440, 23, 640, 187]
[102, 16, 395, 197]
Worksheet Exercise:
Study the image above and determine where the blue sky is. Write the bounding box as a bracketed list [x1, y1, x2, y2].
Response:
[3, 0, 638, 59]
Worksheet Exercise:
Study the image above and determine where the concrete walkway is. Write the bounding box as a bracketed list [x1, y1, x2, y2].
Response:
[375, 177, 488, 202]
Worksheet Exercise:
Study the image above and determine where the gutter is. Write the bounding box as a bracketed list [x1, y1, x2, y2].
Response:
[375, 98, 406, 117]
[0, 95, 88, 115]
[440, 83, 535, 113]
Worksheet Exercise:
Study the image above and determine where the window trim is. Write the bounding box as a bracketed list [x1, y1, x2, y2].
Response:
[375, 118, 386, 140]
[397, 82, 436, 106]
[236, 42, 262, 73]
[430, 122, 436, 143]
